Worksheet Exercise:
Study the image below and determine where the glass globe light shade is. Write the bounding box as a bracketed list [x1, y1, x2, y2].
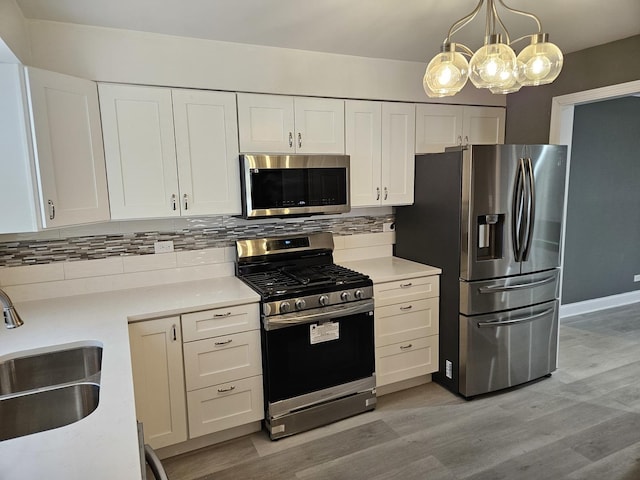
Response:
[469, 37, 517, 89]
[423, 47, 469, 98]
[516, 35, 563, 86]
[490, 61, 523, 94]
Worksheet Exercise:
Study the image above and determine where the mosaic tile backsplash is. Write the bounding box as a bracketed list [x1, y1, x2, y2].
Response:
[0, 214, 394, 268]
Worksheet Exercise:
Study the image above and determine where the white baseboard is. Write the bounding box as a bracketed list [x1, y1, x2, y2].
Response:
[560, 290, 640, 318]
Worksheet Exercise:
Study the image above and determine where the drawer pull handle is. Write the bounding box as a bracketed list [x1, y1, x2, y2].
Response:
[400, 343, 413, 350]
[214, 339, 233, 346]
[400, 305, 413, 311]
[213, 312, 232, 318]
[400, 283, 413, 288]
[217, 385, 236, 393]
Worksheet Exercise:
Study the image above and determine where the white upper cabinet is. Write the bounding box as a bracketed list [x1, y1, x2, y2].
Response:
[172, 89, 241, 216]
[381, 102, 416, 206]
[415, 104, 505, 153]
[99, 84, 241, 219]
[0, 65, 109, 233]
[346, 101, 415, 207]
[237, 93, 344, 154]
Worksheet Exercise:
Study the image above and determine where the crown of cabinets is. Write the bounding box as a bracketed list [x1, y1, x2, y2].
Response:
[98, 84, 241, 219]
[237, 93, 345, 154]
[415, 104, 505, 154]
[0, 65, 109, 233]
[346, 101, 416, 207]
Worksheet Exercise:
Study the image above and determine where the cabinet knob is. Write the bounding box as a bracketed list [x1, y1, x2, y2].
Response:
[400, 343, 413, 350]
[376, 187, 380, 201]
[384, 187, 388, 200]
[298, 132, 302, 148]
[400, 305, 413, 311]
[183, 193, 189, 211]
[464, 135, 469, 146]
[171, 194, 177, 211]
[48, 200, 55, 220]
[217, 385, 236, 393]
[457, 135, 462, 145]
[289, 132, 293, 148]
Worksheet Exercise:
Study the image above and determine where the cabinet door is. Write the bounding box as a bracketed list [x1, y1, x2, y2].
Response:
[463, 106, 506, 145]
[376, 335, 439, 387]
[129, 317, 187, 449]
[294, 97, 345, 154]
[345, 100, 382, 207]
[173, 90, 241, 216]
[236, 93, 295, 153]
[381, 102, 415, 205]
[99, 84, 179, 219]
[415, 104, 463, 153]
[26, 67, 110, 228]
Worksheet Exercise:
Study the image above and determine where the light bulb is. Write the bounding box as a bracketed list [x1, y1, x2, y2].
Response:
[469, 37, 517, 89]
[423, 46, 469, 98]
[516, 34, 563, 86]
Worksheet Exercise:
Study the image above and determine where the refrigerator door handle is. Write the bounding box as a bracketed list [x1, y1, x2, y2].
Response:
[477, 307, 555, 328]
[477, 275, 556, 293]
[521, 157, 536, 261]
[512, 158, 527, 261]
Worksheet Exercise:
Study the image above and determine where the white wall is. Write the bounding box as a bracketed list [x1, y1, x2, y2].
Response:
[0, 0, 31, 63]
[26, 20, 505, 106]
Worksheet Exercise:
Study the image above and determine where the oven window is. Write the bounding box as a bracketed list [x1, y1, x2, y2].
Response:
[263, 312, 374, 402]
[250, 168, 346, 209]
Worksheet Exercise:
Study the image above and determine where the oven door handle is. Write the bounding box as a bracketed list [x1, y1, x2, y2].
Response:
[264, 299, 374, 330]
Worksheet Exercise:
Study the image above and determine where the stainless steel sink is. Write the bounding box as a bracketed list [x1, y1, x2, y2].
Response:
[0, 383, 100, 441]
[0, 344, 102, 441]
[0, 345, 102, 395]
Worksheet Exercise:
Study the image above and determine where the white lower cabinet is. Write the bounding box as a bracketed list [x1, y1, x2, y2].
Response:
[374, 275, 440, 389]
[181, 302, 263, 439]
[128, 317, 188, 449]
[129, 302, 263, 449]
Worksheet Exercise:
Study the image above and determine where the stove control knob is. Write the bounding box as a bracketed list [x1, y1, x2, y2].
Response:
[295, 299, 306, 310]
[319, 295, 330, 306]
[341, 291, 352, 302]
[279, 301, 291, 313]
[354, 289, 364, 299]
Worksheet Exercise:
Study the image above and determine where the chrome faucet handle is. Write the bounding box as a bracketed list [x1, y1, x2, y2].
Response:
[0, 288, 24, 329]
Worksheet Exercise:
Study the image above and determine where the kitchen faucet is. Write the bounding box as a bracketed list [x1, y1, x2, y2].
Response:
[0, 288, 24, 328]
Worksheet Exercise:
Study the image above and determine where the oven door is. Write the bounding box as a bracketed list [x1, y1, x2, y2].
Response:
[262, 300, 375, 407]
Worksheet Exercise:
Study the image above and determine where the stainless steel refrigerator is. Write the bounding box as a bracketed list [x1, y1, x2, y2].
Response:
[395, 144, 567, 397]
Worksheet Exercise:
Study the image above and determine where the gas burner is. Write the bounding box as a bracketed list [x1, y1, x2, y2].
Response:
[235, 233, 373, 315]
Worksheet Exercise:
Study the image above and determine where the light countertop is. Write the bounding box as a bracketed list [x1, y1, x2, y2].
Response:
[0, 277, 259, 480]
[341, 256, 441, 283]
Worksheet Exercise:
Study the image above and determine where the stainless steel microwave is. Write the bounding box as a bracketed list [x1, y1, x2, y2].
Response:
[239, 154, 350, 219]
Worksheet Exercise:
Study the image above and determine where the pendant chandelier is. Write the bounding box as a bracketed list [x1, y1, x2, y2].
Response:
[423, 0, 563, 97]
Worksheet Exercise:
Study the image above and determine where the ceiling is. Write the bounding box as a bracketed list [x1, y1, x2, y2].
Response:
[14, 0, 640, 63]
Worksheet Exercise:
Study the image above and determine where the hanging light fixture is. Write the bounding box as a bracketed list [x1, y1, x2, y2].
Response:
[423, 0, 563, 97]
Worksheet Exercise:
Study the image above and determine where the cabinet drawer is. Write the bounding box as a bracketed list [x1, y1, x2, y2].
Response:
[374, 276, 439, 306]
[187, 375, 264, 438]
[376, 335, 439, 387]
[376, 297, 439, 347]
[183, 330, 262, 391]
[182, 303, 260, 342]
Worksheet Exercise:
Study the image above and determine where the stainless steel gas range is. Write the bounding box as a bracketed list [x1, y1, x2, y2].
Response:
[236, 232, 376, 440]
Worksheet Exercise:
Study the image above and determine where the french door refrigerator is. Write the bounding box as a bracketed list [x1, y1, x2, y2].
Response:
[395, 144, 567, 397]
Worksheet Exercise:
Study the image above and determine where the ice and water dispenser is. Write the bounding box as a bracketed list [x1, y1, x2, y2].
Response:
[477, 214, 504, 260]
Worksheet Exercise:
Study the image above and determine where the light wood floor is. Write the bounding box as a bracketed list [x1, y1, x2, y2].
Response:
[162, 302, 640, 480]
